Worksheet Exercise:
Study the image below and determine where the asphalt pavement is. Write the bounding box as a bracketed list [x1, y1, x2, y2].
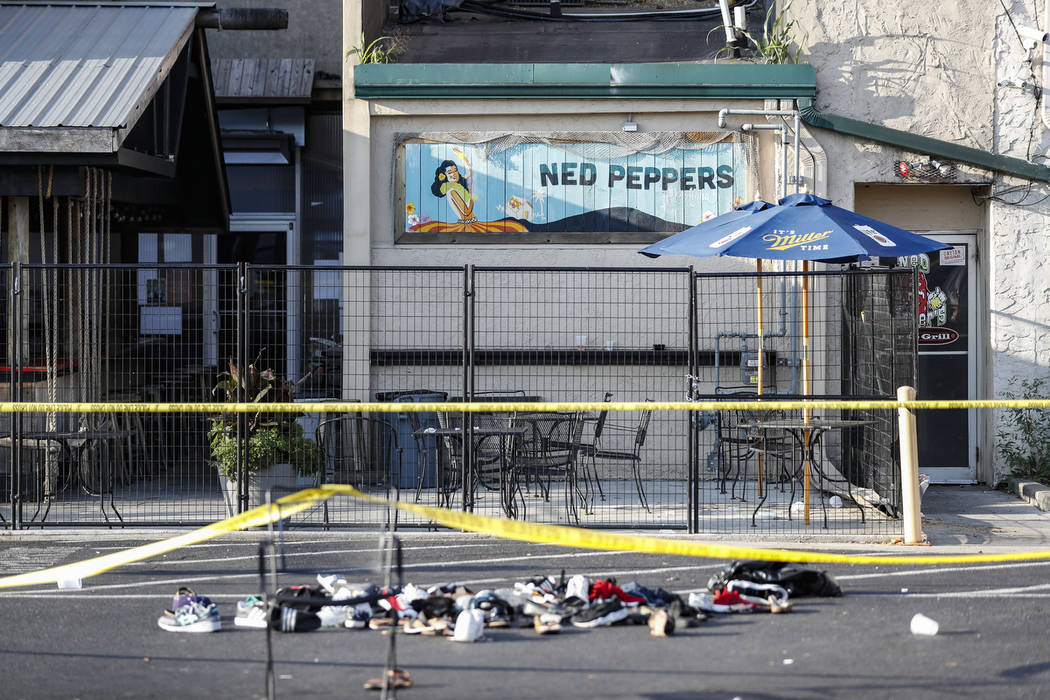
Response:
[2, 484, 1050, 699]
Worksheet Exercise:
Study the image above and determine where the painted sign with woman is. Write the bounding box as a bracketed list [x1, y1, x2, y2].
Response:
[403, 138, 748, 235]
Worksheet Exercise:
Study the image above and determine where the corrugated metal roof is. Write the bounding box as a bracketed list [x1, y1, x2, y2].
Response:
[211, 57, 315, 102]
[0, 2, 198, 129]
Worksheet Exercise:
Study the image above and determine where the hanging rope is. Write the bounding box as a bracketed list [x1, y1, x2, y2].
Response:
[74, 172, 85, 429]
[36, 167, 56, 434]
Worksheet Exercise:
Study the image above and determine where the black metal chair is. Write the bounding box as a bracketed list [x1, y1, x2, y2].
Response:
[580, 400, 654, 513]
[714, 390, 794, 505]
[513, 411, 585, 522]
[575, 391, 613, 513]
[407, 410, 442, 504]
[316, 414, 402, 529]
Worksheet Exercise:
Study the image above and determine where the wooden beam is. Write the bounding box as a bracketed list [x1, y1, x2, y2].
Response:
[0, 166, 85, 197]
[115, 148, 176, 178]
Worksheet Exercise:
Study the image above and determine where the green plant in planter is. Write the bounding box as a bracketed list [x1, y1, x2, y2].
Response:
[208, 355, 323, 481]
[997, 376, 1050, 482]
[709, 1, 807, 65]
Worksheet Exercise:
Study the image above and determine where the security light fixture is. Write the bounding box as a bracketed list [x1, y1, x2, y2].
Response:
[894, 159, 956, 180]
[622, 121, 638, 132]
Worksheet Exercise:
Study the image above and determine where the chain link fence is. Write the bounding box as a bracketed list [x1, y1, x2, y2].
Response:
[0, 263, 913, 536]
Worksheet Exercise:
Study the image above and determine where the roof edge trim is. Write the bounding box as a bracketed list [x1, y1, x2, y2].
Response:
[798, 97, 1050, 184]
[354, 63, 817, 99]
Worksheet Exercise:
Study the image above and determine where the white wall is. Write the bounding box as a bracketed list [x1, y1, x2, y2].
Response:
[790, 0, 1050, 483]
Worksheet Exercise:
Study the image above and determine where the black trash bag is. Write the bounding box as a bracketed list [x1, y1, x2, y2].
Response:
[275, 584, 332, 611]
[707, 560, 842, 597]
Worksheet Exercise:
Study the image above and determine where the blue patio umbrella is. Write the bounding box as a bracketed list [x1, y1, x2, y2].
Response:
[640, 193, 950, 523]
[640, 193, 951, 263]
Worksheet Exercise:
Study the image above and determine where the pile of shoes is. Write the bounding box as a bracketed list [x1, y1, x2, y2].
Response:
[157, 562, 840, 638]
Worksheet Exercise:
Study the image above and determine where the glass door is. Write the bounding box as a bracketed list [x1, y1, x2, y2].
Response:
[898, 233, 978, 482]
[224, 217, 300, 383]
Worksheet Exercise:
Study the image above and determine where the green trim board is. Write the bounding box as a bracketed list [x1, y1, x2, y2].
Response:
[798, 98, 1050, 184]
[354, 63, 817, 99]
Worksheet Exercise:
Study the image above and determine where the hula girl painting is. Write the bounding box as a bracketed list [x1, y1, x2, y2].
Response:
[410, 151, 527, 233]
[434, 159, 476, 222]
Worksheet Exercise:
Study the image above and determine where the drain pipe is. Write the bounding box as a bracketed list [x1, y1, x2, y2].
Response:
[713, 277, 792, 390]
[717, 108, 802, 197]
[718, 107, 805, 396]
[1042, 0, 1050, 130]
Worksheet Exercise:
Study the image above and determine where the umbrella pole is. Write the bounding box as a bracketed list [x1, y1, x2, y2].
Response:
[802, 260, 811, 526]
[756, 259, 764, 500]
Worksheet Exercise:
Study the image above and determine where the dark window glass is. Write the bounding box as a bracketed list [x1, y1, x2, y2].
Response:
[302, 112, 343, 264]
[227, 165, 295, 213]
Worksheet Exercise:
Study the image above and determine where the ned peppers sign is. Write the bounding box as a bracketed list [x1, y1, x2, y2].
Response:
[402, 137, 749, 236]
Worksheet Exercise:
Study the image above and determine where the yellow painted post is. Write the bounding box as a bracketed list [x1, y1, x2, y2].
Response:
[897, 385, 924, 544]
[802, 261, 811, 525]
[756, 259, 764, 498]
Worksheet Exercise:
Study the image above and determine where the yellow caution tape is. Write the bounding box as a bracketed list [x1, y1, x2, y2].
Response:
[0, 493, 325, 589]
[5, 485, 1050, 590]
[0, 399, 1048, 414]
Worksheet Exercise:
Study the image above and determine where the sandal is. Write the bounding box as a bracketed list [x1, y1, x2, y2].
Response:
[648, 609, 674, 637]
[402, 616, 446, 636]
[368, 615, 396, 631]
[533, 615, 561, 635]
[363, 668, 413, 690]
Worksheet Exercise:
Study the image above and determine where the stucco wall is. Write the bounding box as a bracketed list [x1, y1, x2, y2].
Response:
[789, 0, 1050, 483]
[789, 0, 994, 148]
[988, 2, 1050, 396]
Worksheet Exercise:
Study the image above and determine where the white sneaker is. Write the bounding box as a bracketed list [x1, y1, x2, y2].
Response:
[234, 596, 268, 629]
[318, 605, 349, 627]
[566, 574, 589, 602]
[316, 573, 344, 595]
[160, 601, 221, 633]
[344, 603, 372, 629]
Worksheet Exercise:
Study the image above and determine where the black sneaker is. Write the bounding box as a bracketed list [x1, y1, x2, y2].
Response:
[570, 598, 628, 628]
[275, 584, 330, 612]
[270, 605, 322, 633]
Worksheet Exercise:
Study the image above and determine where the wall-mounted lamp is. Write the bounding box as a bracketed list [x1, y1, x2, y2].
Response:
[998, 77, 1042, 97]
[622, 121, 638, 132]
[894, 159, 956, 180]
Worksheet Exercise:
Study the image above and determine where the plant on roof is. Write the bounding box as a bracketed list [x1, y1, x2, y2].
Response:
[347, 32, 400, 65]
[997, 375, 1050, 482]
[208, 352, 323, 481]
[710, 1, 808, 65]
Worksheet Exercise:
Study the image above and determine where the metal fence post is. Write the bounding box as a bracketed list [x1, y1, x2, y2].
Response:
[10, 263, 22, 529]
[687, 266, 697, 534]
[237, 263, 249, 513]
[463, 264, 473, 512]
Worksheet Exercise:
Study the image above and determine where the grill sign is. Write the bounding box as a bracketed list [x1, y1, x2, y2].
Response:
[918, 327, 959, 346]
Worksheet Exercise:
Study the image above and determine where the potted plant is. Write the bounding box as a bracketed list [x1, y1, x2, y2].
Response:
[209, 354, 324, 516]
